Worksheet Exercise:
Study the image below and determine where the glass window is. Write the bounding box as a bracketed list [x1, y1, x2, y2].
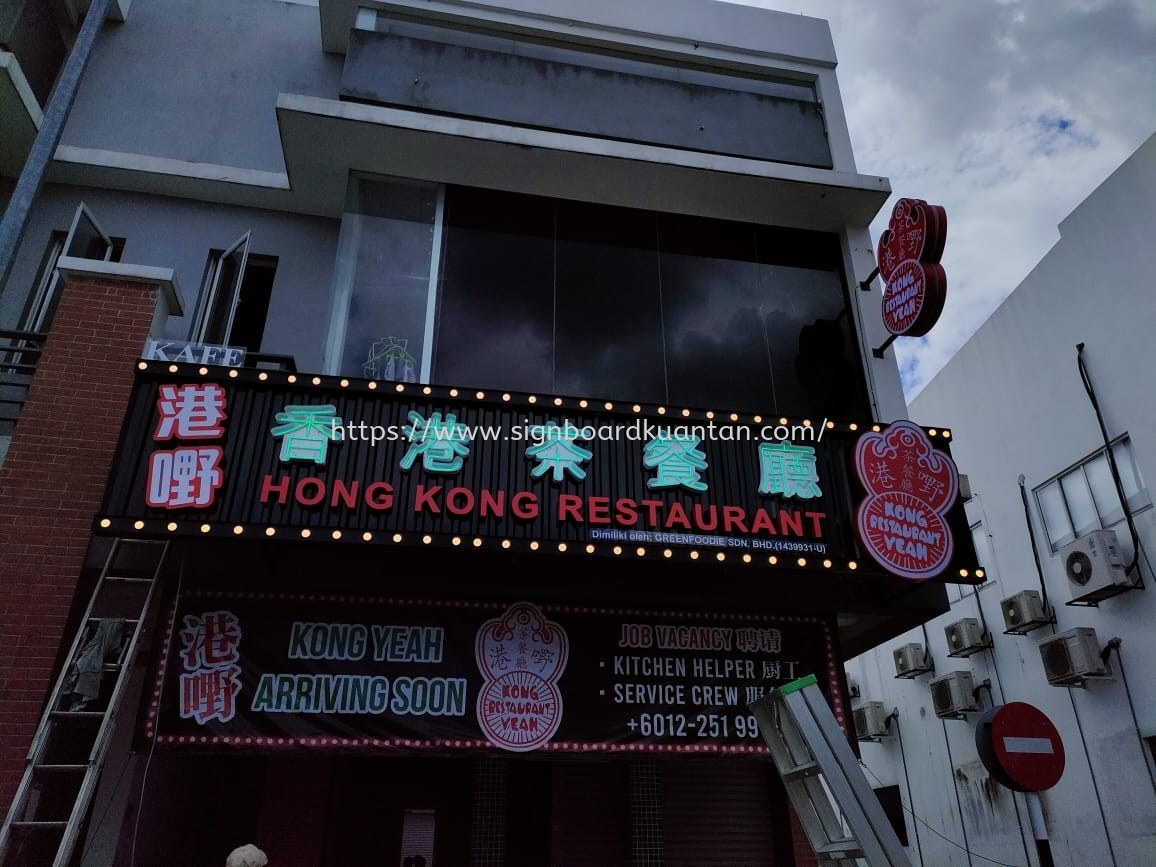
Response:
[433, 186, 555, 393]
[330, 179, 866, 416]
[1036, 482, 1075, 550]
[328, 176, 440, 381]
[1060, 470, 1099, 538]
[1035, 437, 1150, 551]
[555, 201, 666, 403]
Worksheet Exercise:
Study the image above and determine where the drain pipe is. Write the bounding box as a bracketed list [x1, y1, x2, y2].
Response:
[0, 0, 115, 294]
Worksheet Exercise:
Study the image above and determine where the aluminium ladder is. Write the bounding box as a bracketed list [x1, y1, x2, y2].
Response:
[0, 538, 169, 867]
[750, 674, 913, 867]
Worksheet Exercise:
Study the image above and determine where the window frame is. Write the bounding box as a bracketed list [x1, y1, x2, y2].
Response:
[1032, 436, 1150, 552]
[188, 231, 252, 346]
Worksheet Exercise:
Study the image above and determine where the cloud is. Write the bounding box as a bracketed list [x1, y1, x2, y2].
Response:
[727, 0, 1156, 399]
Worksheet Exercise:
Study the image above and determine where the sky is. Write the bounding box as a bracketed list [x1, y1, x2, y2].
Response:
[731, 0, 1156, 399]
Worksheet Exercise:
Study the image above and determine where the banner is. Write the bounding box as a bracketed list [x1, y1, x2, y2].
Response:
[148, 593, 842, 756]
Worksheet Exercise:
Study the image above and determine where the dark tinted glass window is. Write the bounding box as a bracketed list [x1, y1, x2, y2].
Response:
[434, 187, 554, 393]
[554, 201, 666, 403]
[431, 186, 867, 418]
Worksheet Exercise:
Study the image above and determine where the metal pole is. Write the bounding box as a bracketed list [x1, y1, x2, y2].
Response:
[0, 0, 114, 295]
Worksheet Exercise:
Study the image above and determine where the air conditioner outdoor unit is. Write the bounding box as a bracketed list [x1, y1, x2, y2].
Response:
[853, 702, 890, 741]
[945, 617, 990, 657]
[1039, 627, 1111, 686]
[1061, 529, 1131, 604]
[1001, 589, 1051, 634]
[893, 643, 933, 679]
[929, 671, 979, 719]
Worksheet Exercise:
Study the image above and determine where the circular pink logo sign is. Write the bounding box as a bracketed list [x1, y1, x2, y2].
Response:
[857, 491, 953, 580]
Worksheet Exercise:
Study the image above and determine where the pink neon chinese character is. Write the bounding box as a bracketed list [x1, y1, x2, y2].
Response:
[179, 665, 242, 725]
[180, 611, 242, 669]
[154, 383, 227, 440]
[146, 447, 224, 508]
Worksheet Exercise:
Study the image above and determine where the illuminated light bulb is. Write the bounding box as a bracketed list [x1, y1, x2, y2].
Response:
[258, 372, 268, 381]
[690, 551, 699, 560]
[198, 367, 208, 375]
[730, 413, 738, 421]
[265, 527, 276, 537]
[452, 537, 462, 546]
[228, 369, 239, 379]
[960, 569, 969, 578]
[943, 430, 952, 439]
[502, 393, 511, 402]
[663, 549, 672, 558]
[301, 529, 311, 538]
[681, 409, 690, 417]
[636, 547, 646, 557]
[331, 530, 342, 540]
[311, 377, 321, 385]
[133, 520, 144, 530]
[849, 423, 858, 431]
[586, 544, 595, 554]
[826, 421, 835, 429]
[392, 534, 402, 543]
[872, 425, 881, 432]
[449, 389, 459, 397]
[530, 541, 540, 551]
[769, 556, 778, 565]
[287, 375, 297, 383]
[753, 415, 762, 424]
[604, 402, 613, 410]
[657, 407, 666, 415]
[476, 391, 485, 399]
[422, 535, 432, 544]
[823, 559, 832, 568]
[554, 398, 563, 406]
[797, 557, 806, 567]
[848, 561, 858, 570]
[362, 532, 372, 542]
[167, 522, 177, 532]
[99, 519, 111, 529]
[422, 386, 431, 395]
[633, 405, 641, 413]
[613, 546, 622, 555]
[929, 429, 938, 436]
[168, 365, 178, 373]
[558, 543, 567, 552]
[528, 395, 537, 404]
[473, 538, 482, 547]
[201, 524, 211, 534]
[976, 569, 985, 579]
[742, 554, 751, 563]
[716, 552, 726, 562]
[579, 400, 588, 408]
[706, 411, 714, 419]
[340, 379, 349, 388]
[137, 362, 148, 370]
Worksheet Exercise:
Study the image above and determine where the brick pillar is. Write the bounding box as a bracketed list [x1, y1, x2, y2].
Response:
[0, 259, 177, 815]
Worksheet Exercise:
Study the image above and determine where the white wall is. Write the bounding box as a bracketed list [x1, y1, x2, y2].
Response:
[850, 133, 1156, 866]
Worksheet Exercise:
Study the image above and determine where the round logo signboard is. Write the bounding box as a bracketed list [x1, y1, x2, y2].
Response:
[976, 702, 1065, 792]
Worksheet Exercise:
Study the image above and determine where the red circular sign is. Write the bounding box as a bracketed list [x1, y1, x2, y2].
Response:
[882, 260, 946, 338]
[977, 703, 1065, 792]
[856, 491, 952, 580]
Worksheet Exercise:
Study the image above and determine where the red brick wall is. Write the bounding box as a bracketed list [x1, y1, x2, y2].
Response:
[0, 274, 161, 814]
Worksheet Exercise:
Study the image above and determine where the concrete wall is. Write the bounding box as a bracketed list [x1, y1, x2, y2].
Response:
[0, 185, 340, 372]
[61, 0, 342, 172]
[850, 134, 1156, 866]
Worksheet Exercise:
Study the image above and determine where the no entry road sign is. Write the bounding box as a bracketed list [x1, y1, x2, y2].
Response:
[976, 702, 1065, 792]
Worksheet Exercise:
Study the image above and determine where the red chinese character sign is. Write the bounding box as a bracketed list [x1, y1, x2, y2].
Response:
[145, 383, 228, 508]
[475, 602, 569, 752]
[876, 198, 948, 338]
[854, 421, 959, 580]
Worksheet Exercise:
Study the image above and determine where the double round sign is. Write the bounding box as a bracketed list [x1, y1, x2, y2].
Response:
[976, 702, 1065, 792]
[876, 198, 948, 338]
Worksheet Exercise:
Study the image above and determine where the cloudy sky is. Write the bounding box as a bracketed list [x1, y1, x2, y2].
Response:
[732, 0, 1156, 398]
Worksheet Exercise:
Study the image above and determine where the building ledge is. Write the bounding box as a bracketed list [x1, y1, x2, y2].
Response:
[0, 51, 43, 178]
[47, 94, 890, 231]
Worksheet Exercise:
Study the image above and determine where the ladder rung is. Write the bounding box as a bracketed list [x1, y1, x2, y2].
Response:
[49, 710, 104, 720]
[87, 617, 138, 625]
[105, 575, 155, 584]
[9, 821, 68, 829]
[816, 840, 865, 858]
[782, 760, 820, 781]
[33, 764, 88, 773]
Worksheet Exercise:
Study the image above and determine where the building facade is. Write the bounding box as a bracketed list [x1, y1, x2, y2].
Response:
[1, 1, 980, 864]
[848, 133, 1156, 867]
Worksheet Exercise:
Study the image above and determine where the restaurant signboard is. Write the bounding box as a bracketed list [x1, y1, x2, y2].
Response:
[98, 364, 981, 582]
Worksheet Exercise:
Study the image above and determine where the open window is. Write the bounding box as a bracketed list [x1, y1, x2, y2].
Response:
[18, 203, 119, 332]
[188, 233, 276, 352]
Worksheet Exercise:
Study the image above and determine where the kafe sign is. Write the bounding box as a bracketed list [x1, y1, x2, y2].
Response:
[876, 198, 947, 338]
[144, 339, 246, 367]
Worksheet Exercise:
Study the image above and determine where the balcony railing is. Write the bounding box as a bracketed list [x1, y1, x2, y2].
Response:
[0, 329, 45, 468]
